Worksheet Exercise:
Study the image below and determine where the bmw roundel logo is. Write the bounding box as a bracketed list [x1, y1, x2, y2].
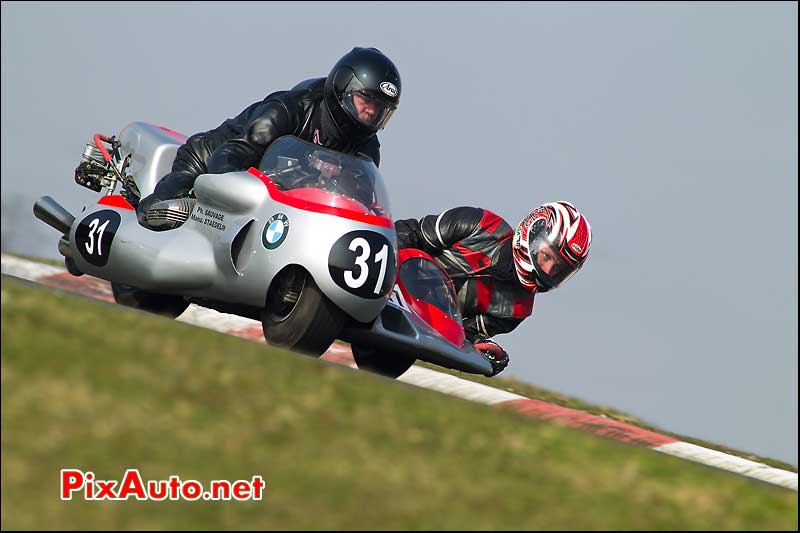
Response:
[262, 213, 289, 250]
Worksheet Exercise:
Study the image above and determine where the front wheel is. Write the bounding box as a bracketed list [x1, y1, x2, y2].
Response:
[111, 282, 190, 318]
[261, 267, 347, 357]
[352, 344, 416, 379]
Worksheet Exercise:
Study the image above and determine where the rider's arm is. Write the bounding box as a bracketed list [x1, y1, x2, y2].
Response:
[206, 101, 294, 174]
[395, 206, 484, 254]
[149, 133, 220, 200]
[463, 314, 525, 344]
[467, 315, 519, 377]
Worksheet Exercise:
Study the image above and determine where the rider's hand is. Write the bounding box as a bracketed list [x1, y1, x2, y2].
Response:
[319, 161, 341, 179]
[474, 338, 509, 377]
[309, 150, 342, 179]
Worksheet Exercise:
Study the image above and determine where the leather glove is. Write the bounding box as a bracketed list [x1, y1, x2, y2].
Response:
[474, 338, 509, 377]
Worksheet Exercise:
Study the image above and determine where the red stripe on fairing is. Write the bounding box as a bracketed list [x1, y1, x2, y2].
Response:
[98, 195, 134, 210]
[500, 399, 679, 447]
[150, 124, 188, 144]
[396, 249, 465, 346]
[282, 187, 372, 213]
[399, 248, 437, 263]
[248, 167, 393, 228]
[404, 296, 465, 347]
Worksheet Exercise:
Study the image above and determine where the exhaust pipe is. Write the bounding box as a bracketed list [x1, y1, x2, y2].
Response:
[34, 196, 75, 235]
[58, 236, 72, 258]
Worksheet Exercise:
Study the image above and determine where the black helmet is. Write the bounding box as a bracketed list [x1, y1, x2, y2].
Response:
[324, 47, 401, 135]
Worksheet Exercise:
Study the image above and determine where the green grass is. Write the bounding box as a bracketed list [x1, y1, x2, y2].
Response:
[2, 277, 797, 530]
[5, 252, 64, 267]
[417, 363, 799, 473]
[7, 251, 796, 473]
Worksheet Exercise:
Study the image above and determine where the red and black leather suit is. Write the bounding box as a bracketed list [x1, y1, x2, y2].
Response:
[395, 207, 536, 346]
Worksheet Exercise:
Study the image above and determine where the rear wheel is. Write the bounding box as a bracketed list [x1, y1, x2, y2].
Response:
[352, 344, 416, 379]
[111, 282, 190, 318]
[261, 266, 347, 356]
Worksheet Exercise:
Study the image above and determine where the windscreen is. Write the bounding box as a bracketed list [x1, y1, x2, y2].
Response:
[258, 136, 390, 217]
[398, 258, 462, 322]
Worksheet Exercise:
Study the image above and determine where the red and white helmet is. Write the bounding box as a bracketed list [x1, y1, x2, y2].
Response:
[512, 201, 592, 293]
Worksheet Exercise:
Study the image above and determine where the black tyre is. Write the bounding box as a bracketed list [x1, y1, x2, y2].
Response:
[352, 344, 416, 379]
[261, 266, 347, 357]
[111, 282, 190, 319]
[64, 257, 84, 277]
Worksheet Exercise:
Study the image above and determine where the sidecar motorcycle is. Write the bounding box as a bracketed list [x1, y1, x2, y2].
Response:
[34, 122, 493, 377]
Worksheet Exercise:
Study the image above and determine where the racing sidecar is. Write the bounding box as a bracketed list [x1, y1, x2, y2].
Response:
[343, 248, 494, 377]
[33, 122, 492, 376]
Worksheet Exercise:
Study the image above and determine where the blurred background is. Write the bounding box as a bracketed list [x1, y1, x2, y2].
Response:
[2, 2, 796, 463]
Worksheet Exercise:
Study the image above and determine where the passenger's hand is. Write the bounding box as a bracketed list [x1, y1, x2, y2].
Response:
[474, 339, 509, 377]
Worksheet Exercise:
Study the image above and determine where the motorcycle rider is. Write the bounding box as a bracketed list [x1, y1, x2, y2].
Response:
[395, 201, 592, 377]
[136, 47, 401, 227]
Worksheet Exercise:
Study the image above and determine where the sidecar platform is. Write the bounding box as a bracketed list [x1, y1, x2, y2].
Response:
[341, 301, 494, 376]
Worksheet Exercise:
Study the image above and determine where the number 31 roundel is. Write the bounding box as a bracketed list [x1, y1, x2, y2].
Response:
[329, 231, 396, 299]
[75, 210, 121, 267]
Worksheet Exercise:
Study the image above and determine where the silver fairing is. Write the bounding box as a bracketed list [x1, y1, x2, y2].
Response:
[118, 122, 184, 198]
[66, 127, 396, 324]
[35, 123, 502, 376]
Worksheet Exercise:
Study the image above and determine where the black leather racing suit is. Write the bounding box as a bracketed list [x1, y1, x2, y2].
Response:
[141, 78, 381, 205]
[395, 207, 536, 344]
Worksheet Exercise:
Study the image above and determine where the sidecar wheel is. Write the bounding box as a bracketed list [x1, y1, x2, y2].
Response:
[352, 344, 416, 379]
[111, 282, 190, 318]
[261, 267, 347, 357]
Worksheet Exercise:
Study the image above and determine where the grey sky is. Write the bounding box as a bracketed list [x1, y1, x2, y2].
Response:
[2, 2, 797, 464]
